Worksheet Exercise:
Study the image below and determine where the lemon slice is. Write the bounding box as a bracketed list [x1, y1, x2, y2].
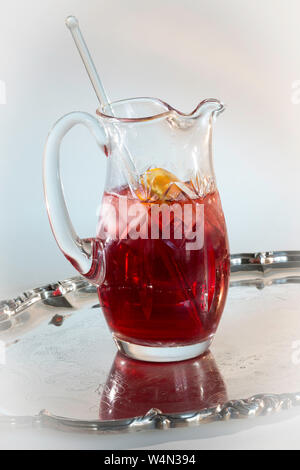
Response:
[137, 168, 182, 202]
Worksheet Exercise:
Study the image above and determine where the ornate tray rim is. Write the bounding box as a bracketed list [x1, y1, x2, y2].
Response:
[1, 251, 300, 434]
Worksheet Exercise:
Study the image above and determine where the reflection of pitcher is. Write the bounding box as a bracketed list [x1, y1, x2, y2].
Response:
[43, 97, 230, 362]
[99, 351, 228, 420]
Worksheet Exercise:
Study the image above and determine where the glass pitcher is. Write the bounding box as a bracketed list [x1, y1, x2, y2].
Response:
[43, 97, 230, 362]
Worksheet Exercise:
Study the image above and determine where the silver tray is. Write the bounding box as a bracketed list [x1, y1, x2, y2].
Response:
[0, 251, 300, 434]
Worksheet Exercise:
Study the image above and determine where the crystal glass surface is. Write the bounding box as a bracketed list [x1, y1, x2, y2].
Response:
[43, 98, 230, 361]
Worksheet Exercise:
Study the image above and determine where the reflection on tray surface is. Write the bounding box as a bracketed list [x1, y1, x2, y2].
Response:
[99, 351, 227, 420]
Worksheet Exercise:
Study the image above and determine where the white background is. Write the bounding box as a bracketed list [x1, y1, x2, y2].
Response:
[0, 0, 300, 450]
[0, 0, 300, 297]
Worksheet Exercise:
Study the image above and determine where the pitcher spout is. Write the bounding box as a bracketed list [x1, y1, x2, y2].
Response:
[191, 98, 225, 120]
[166, 99, 225, 130]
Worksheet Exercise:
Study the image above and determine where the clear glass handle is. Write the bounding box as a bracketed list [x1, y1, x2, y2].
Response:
[43, 111, 106, 284]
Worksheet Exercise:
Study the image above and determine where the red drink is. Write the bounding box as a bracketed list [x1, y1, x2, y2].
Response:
[97, 185, 230, 348]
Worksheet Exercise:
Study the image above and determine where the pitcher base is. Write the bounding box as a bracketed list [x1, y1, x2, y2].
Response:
[113, 336, 213, 363]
